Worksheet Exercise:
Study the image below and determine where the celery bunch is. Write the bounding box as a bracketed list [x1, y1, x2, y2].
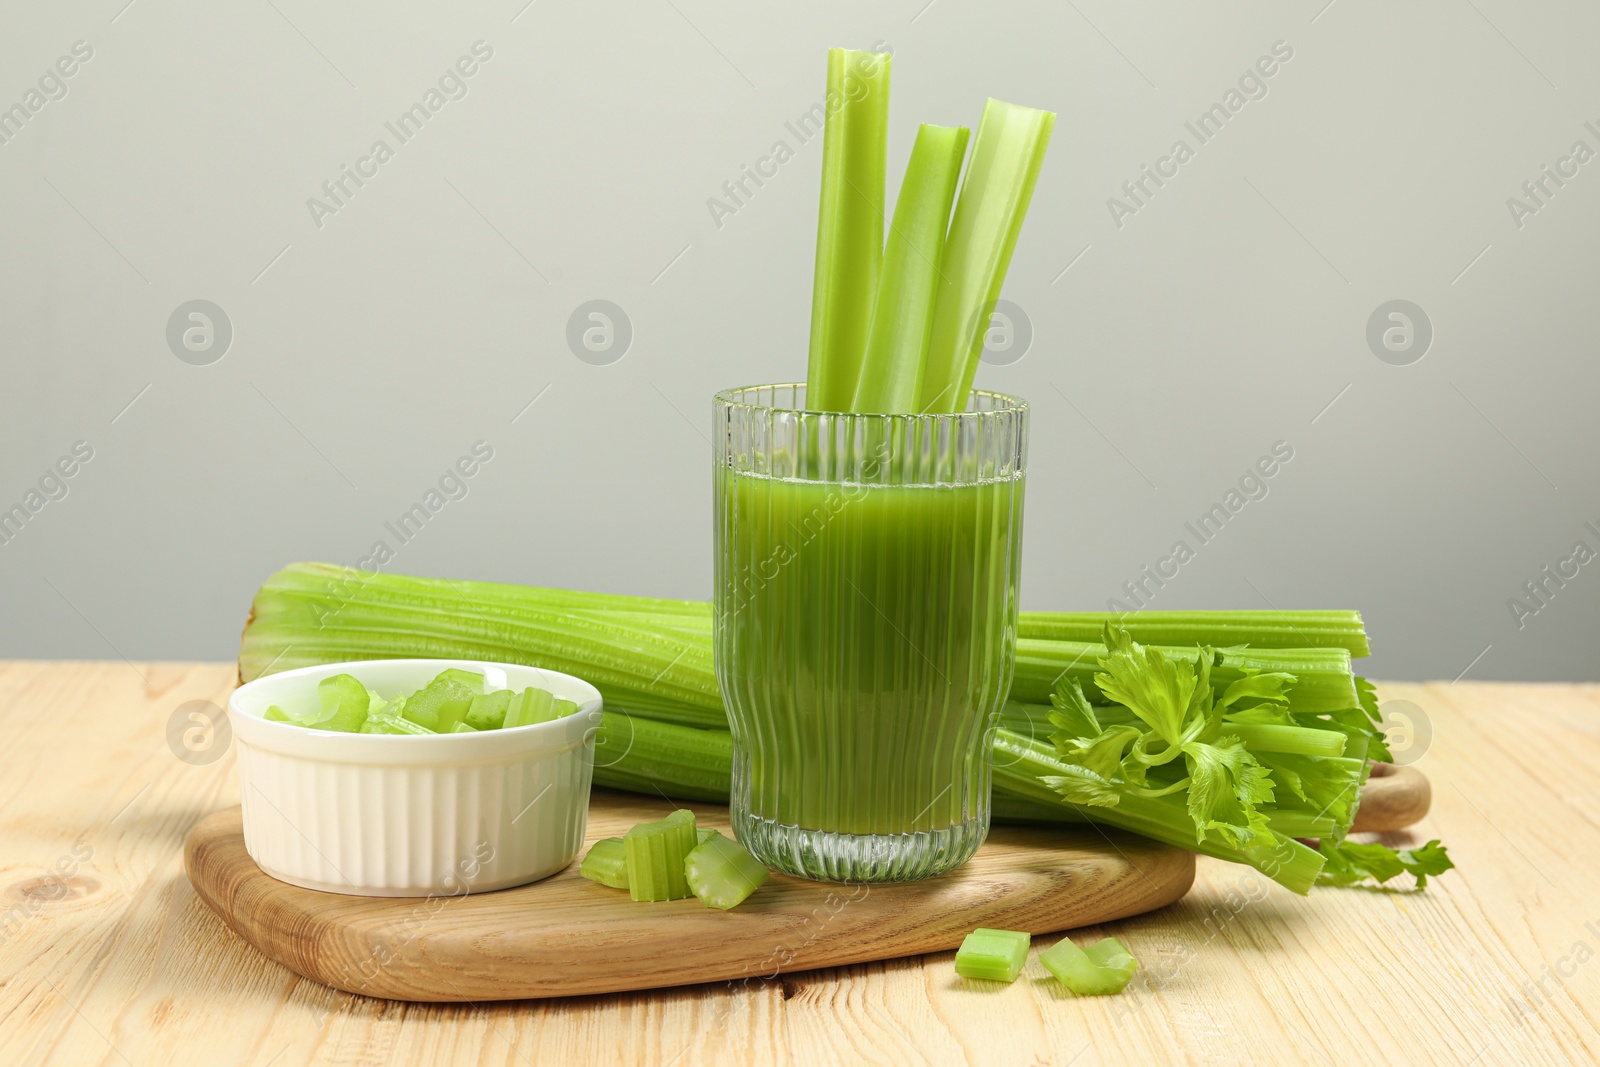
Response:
[238, 563, 1451, 894]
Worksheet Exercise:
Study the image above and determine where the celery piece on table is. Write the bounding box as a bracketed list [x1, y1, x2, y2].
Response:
[579, 837, 629, 890]
[684, 831, 770, 910]
[918, 99, 1055, 414]
[624, 809, 698, 902]
[1038, 936, 1137, 995]
[403, 670, 478, 732]
[851, 123, 970, 413]
[465, 689, 512, 731]
[696, 826, 717, 846]
[954, 928, 1031, 983]
[504, 687, 556, 728]
[315, 673, 371, 732]
[806, 48, 892, 412]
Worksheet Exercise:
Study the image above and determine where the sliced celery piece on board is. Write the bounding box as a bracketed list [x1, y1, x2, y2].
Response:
[579, 837, 629, 890]
[684, 831, 771, 910]
[624, 809, 697, 902]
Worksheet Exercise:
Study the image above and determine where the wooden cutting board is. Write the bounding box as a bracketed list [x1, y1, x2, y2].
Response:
[184, 789, 1194, 1002]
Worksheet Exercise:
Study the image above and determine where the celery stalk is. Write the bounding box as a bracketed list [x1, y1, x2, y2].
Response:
[1008, 638, 1361, 713]
[989, 727, 1326, 894]
[954, 928, 1030, 983]
[591, 711, 733, 803]
[806, 48, 892, 411]
[241, 563, 723, 726]
[1225, 723, 1346, 758]
[684, 831, 770, 909]
[579, 837, 629, 889]
[918, 99, 1055, 414]
[1019, 610, 1371, 658]
[624, 809, 698, 902]
[851, 123, 969, 413]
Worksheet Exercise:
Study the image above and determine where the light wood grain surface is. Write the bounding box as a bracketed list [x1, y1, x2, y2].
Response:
[184, 794, 1191, 1002]
[2, 662, 1596, 1066]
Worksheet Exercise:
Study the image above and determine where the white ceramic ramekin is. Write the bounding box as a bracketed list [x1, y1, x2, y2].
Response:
[228, 659, 602, 896]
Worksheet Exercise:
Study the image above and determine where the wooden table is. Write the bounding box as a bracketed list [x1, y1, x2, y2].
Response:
[2, 663, 1596, 1066]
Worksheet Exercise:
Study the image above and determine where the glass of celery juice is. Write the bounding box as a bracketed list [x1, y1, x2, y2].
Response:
[713, 384, 1027, 882]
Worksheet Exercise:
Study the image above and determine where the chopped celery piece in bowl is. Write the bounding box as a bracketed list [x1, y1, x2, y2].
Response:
[258, 668, 583, 736]
[227, 657, 604, 895]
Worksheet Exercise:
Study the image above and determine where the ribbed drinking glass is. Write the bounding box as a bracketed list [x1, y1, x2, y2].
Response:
[713, 384, 1028, 882]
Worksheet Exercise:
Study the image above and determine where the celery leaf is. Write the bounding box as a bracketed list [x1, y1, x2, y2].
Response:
[1317, 838, 1454, 889]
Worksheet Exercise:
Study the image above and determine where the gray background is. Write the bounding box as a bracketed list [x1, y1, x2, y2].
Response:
[2, 0, 1595, 681]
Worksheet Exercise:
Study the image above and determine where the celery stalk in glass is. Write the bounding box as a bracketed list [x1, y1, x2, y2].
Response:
[851, 123, 969, 413]
[805, 48, 892, 411]
[918, 99, 1055, 414]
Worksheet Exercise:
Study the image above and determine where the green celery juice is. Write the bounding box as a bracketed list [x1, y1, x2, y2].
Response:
[715, 468, 1023, 840]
